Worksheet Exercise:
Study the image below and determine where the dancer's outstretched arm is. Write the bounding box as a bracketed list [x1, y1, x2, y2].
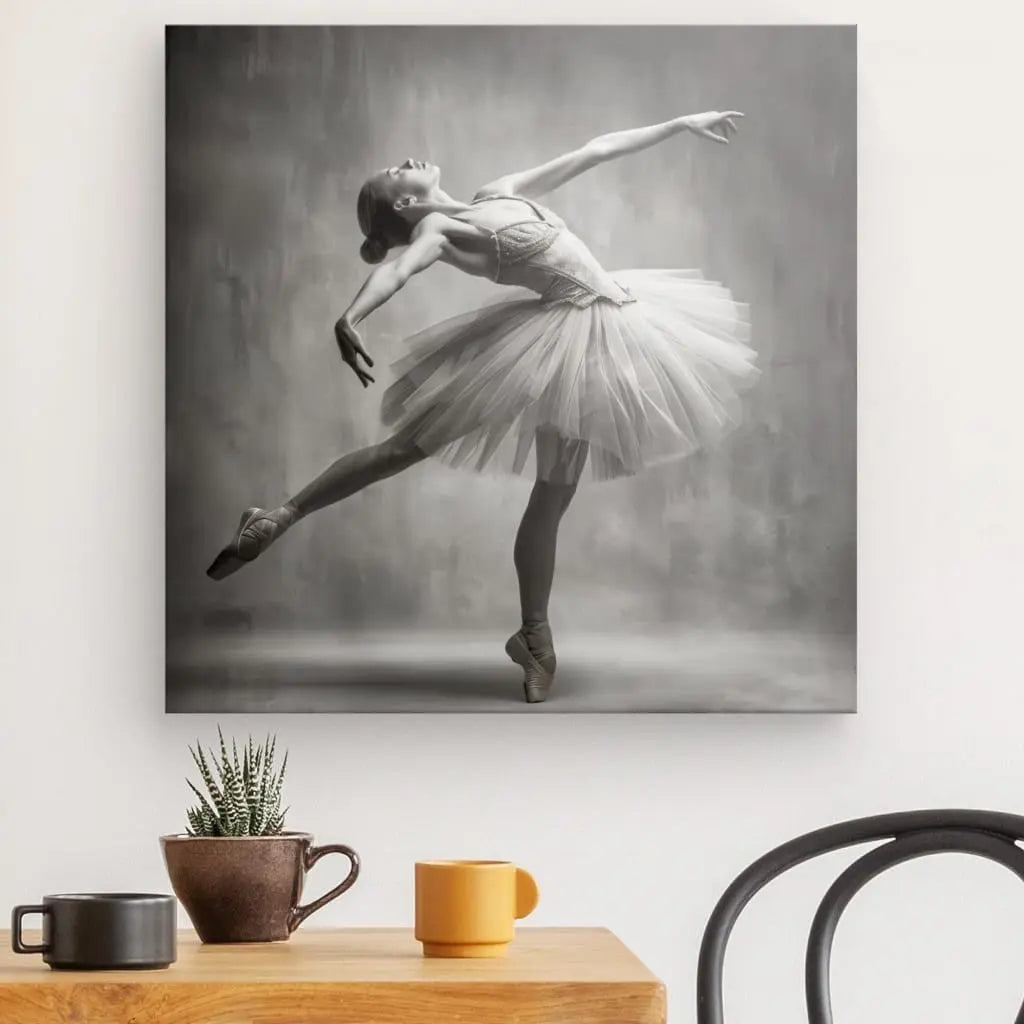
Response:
[478, 111, 744, 200]
[334, 215, 447, 387]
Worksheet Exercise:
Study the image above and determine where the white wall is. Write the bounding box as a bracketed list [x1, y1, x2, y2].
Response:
[2, 1, 1023, 1021]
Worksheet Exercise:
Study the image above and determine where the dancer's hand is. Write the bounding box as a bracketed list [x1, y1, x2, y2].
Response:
[335, 317, 375, 388]
[683, 111, 744, 144]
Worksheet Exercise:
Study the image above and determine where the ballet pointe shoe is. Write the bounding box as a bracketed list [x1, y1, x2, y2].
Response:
[505, 621, 556, 704]
[206, 506, 296, 580]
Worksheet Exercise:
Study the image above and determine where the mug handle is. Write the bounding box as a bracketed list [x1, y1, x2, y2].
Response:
[11, 905, 49, 954]
[288, 843, 361, 933]
[515, 867, 539, 919]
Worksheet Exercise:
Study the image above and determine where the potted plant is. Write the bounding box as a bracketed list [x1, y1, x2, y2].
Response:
[160, 728, 359, 943]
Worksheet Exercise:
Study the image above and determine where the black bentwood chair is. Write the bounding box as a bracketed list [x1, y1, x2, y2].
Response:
[696, 809, 1024, 1023]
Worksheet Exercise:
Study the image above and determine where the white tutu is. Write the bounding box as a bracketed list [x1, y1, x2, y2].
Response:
[381, 268, 757, 483]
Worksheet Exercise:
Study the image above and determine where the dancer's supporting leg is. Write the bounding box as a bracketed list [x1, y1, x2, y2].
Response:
[207, 433, 426, 579]
[505, 430, 588, 703]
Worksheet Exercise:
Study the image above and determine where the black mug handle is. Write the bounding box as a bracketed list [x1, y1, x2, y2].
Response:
[11, 905, 49, 954]
[288, 844, 360, 933]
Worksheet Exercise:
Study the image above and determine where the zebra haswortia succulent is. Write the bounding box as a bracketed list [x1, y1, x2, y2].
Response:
[184, 727, 289, 837]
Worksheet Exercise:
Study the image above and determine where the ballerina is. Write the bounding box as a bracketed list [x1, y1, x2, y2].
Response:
[207, 110, 757, 703]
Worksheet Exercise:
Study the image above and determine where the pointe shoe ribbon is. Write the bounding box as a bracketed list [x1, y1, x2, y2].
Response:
[505, 622, 556, 704]
[206, 506, 295, 580]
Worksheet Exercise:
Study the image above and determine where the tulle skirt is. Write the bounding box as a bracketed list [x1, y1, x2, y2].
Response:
[381, 269, 757, 483]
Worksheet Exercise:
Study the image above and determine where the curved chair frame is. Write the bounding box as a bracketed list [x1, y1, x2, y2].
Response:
[696, 809, 1024, 1023]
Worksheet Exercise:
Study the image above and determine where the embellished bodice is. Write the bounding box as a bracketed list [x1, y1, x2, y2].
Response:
[467, 195, 635, 308]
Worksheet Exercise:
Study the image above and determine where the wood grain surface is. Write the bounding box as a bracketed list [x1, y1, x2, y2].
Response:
[0, 926, 666, 1024]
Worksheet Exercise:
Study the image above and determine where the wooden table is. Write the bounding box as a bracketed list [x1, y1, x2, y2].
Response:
[0, 926, 666, 1024]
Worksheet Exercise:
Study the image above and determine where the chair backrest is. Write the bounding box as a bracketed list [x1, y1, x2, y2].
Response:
[696, 809, 1024, 1024]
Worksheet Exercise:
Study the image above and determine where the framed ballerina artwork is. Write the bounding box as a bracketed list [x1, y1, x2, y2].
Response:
[165, 25, 856, 713]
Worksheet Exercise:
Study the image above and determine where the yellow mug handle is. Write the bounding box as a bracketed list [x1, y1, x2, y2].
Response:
[515, 867, 539, 919]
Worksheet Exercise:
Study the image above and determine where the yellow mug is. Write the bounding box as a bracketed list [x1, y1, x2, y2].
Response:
[414, 860, 539, 958]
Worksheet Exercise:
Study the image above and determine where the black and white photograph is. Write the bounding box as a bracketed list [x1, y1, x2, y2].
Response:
[166, 25, 856, 713]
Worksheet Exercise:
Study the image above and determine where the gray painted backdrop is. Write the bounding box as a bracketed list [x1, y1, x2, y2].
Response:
[166, 26, 855, 698]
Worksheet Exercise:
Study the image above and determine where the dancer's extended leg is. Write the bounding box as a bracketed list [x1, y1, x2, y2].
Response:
[505, 431, 588, 703]
[206, 433, 426, 579]
[288, 434, 426, 517]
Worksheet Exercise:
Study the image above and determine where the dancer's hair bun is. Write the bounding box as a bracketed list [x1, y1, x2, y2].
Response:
[360, 234, 389, 264]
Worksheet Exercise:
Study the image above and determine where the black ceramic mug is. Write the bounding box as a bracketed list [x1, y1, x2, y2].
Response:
[11, 893, 176, 970]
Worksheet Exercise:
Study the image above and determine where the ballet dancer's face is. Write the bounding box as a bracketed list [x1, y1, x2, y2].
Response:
[374, 158, 441, 207]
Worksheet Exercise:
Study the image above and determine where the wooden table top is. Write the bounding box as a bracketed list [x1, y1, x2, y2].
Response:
[0, 926, 666, 1024]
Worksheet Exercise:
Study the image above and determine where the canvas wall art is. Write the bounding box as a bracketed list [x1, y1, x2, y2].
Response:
[166, 25, 856, 712]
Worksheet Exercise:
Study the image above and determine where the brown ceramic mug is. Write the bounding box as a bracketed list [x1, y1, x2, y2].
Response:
[160, 832, 359, 943]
